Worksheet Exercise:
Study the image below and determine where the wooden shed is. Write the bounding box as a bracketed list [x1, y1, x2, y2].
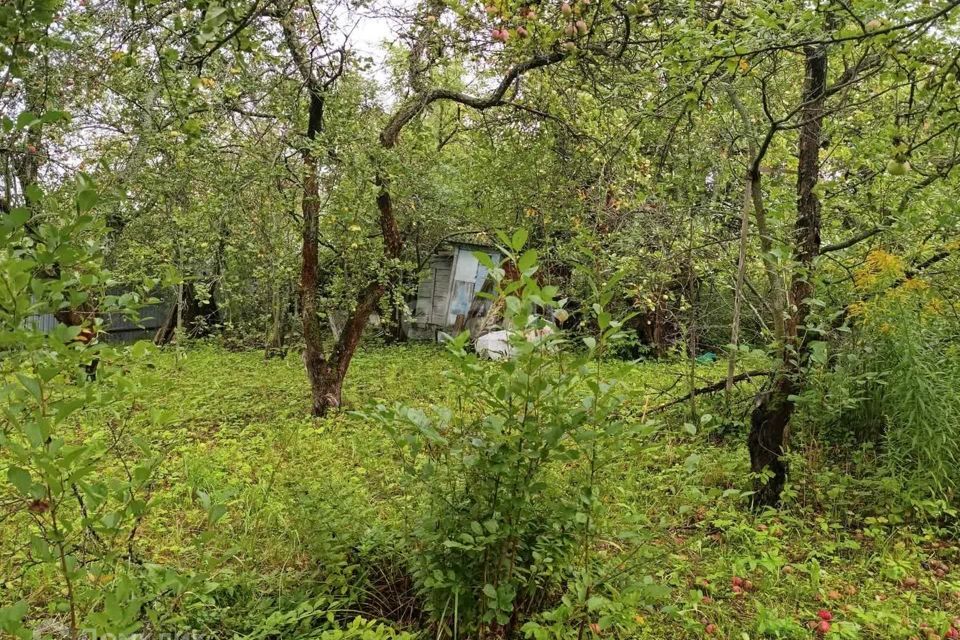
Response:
[407, 241, 501, 341]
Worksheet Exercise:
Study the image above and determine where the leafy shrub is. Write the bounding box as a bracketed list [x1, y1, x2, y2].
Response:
[364, 231, 646, 634]
[0, 150, 235, 637]
[0, 176, 172, 637]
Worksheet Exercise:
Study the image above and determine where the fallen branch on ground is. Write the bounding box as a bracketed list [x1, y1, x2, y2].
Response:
[646, 369, 770, 416]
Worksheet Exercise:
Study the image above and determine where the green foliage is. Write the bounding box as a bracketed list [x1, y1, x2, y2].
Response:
[363, 233, 651, 632]
[241, 599, 416, 640]
[0, 64, 216, 637]
[0, 343, 954, 638]
[0, 159, 167, 638]
[806, 280, 960, 501]
[4, 0, 960, 636]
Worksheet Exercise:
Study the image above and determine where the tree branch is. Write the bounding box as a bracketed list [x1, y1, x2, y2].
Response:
[380, 51, 566, 148]
[648, 370, 769, 415]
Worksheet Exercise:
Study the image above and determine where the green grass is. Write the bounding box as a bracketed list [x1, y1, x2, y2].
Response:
[7, 343, 960, 638]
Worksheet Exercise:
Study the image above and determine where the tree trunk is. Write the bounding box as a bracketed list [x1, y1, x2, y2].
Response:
[726, 87, 786, 347]
[295, 85, 395, 416]
[748, 375, 795, 506]
[749, 44, 827, 507]
[278, 10, 388, 417]
[305, 283, 383, 413]
[726, 171, 753, 396]
[265, 283, 292, 359]
[298, 91, 338, 415]
[751, 178, 786, 344]
[307, 361, 345, 416]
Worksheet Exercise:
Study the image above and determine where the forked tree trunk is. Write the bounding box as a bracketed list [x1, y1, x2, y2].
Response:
[727, 88, 787, 346]
[749, 44, 827, 507]
[298, 91, 339, 416]
[278, 9, 388, 416]
[748, 376, 795, 506]
[307, 283, 383, 413]
[297, 95, 396, 415]
[279, 6, 562, 415]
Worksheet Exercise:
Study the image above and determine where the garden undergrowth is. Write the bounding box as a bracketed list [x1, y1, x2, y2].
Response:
[5, 343, 959, 639]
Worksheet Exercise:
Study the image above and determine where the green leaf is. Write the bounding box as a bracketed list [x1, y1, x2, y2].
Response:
[483, 584, 498, 599]
[76, 188, 98, 212]
[204, 5, 229, 27]
[809, 340, 828, 365]
[131, 340, 155, 359]
[0, 600, 29, 637]
[510, 228, 528, 251]
[16, 111, 39, 129]
[14, 374, 41, 401]
[24, 184, 43, 202]
[415, 420, 446, 444]
[517, 249, 538, 273]
[41, 110, 70, 124]
[474, 251, 496, 270]
[22, 422, 46, 447]
[101, 511, 121, 529]
[7, 467, 33, 495]
[208, 504, 227, 524]
[6, 207, 30, 227]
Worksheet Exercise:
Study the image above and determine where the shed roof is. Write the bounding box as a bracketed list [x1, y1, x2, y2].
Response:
[445, 233, 497, 250]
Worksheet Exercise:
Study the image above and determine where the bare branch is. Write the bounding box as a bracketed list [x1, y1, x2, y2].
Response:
[380, 51, 566, 148]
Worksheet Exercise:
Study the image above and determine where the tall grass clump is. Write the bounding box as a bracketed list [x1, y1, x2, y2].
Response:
[809, 257, 960, 501]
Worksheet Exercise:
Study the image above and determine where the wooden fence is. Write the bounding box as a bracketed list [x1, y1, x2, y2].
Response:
[24, 299, 170, 343]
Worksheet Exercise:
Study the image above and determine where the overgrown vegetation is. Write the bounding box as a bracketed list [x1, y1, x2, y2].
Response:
[5, 343, 960, 638]
[3, 0, 960, 637]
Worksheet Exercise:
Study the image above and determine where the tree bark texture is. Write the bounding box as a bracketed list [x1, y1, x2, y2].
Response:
[749, 44, 827, 507]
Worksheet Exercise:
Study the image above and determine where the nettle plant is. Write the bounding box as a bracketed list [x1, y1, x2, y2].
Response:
[366, 231, 647, 636]
[0, 168, 172, 637]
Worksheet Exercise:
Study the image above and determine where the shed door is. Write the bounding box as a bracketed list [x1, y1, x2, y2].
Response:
[414, 265, 436, 323]
[430, 262, 452, 325]
[446, 250, 482, 327]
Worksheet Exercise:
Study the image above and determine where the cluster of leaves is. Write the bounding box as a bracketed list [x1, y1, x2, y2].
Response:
[0, 156, 165, 636]
[363, 231, 657, 633]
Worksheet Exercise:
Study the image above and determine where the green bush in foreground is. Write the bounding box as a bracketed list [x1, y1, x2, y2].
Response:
[365, 232, 655, 636]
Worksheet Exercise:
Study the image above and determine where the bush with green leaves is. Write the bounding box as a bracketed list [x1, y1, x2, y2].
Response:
[364, 231, 651, 635]
[0, 172, 170, 638]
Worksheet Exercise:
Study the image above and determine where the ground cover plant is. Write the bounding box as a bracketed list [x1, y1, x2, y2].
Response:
[5, 341, 960, 638]
[3, 0, 960, 637]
